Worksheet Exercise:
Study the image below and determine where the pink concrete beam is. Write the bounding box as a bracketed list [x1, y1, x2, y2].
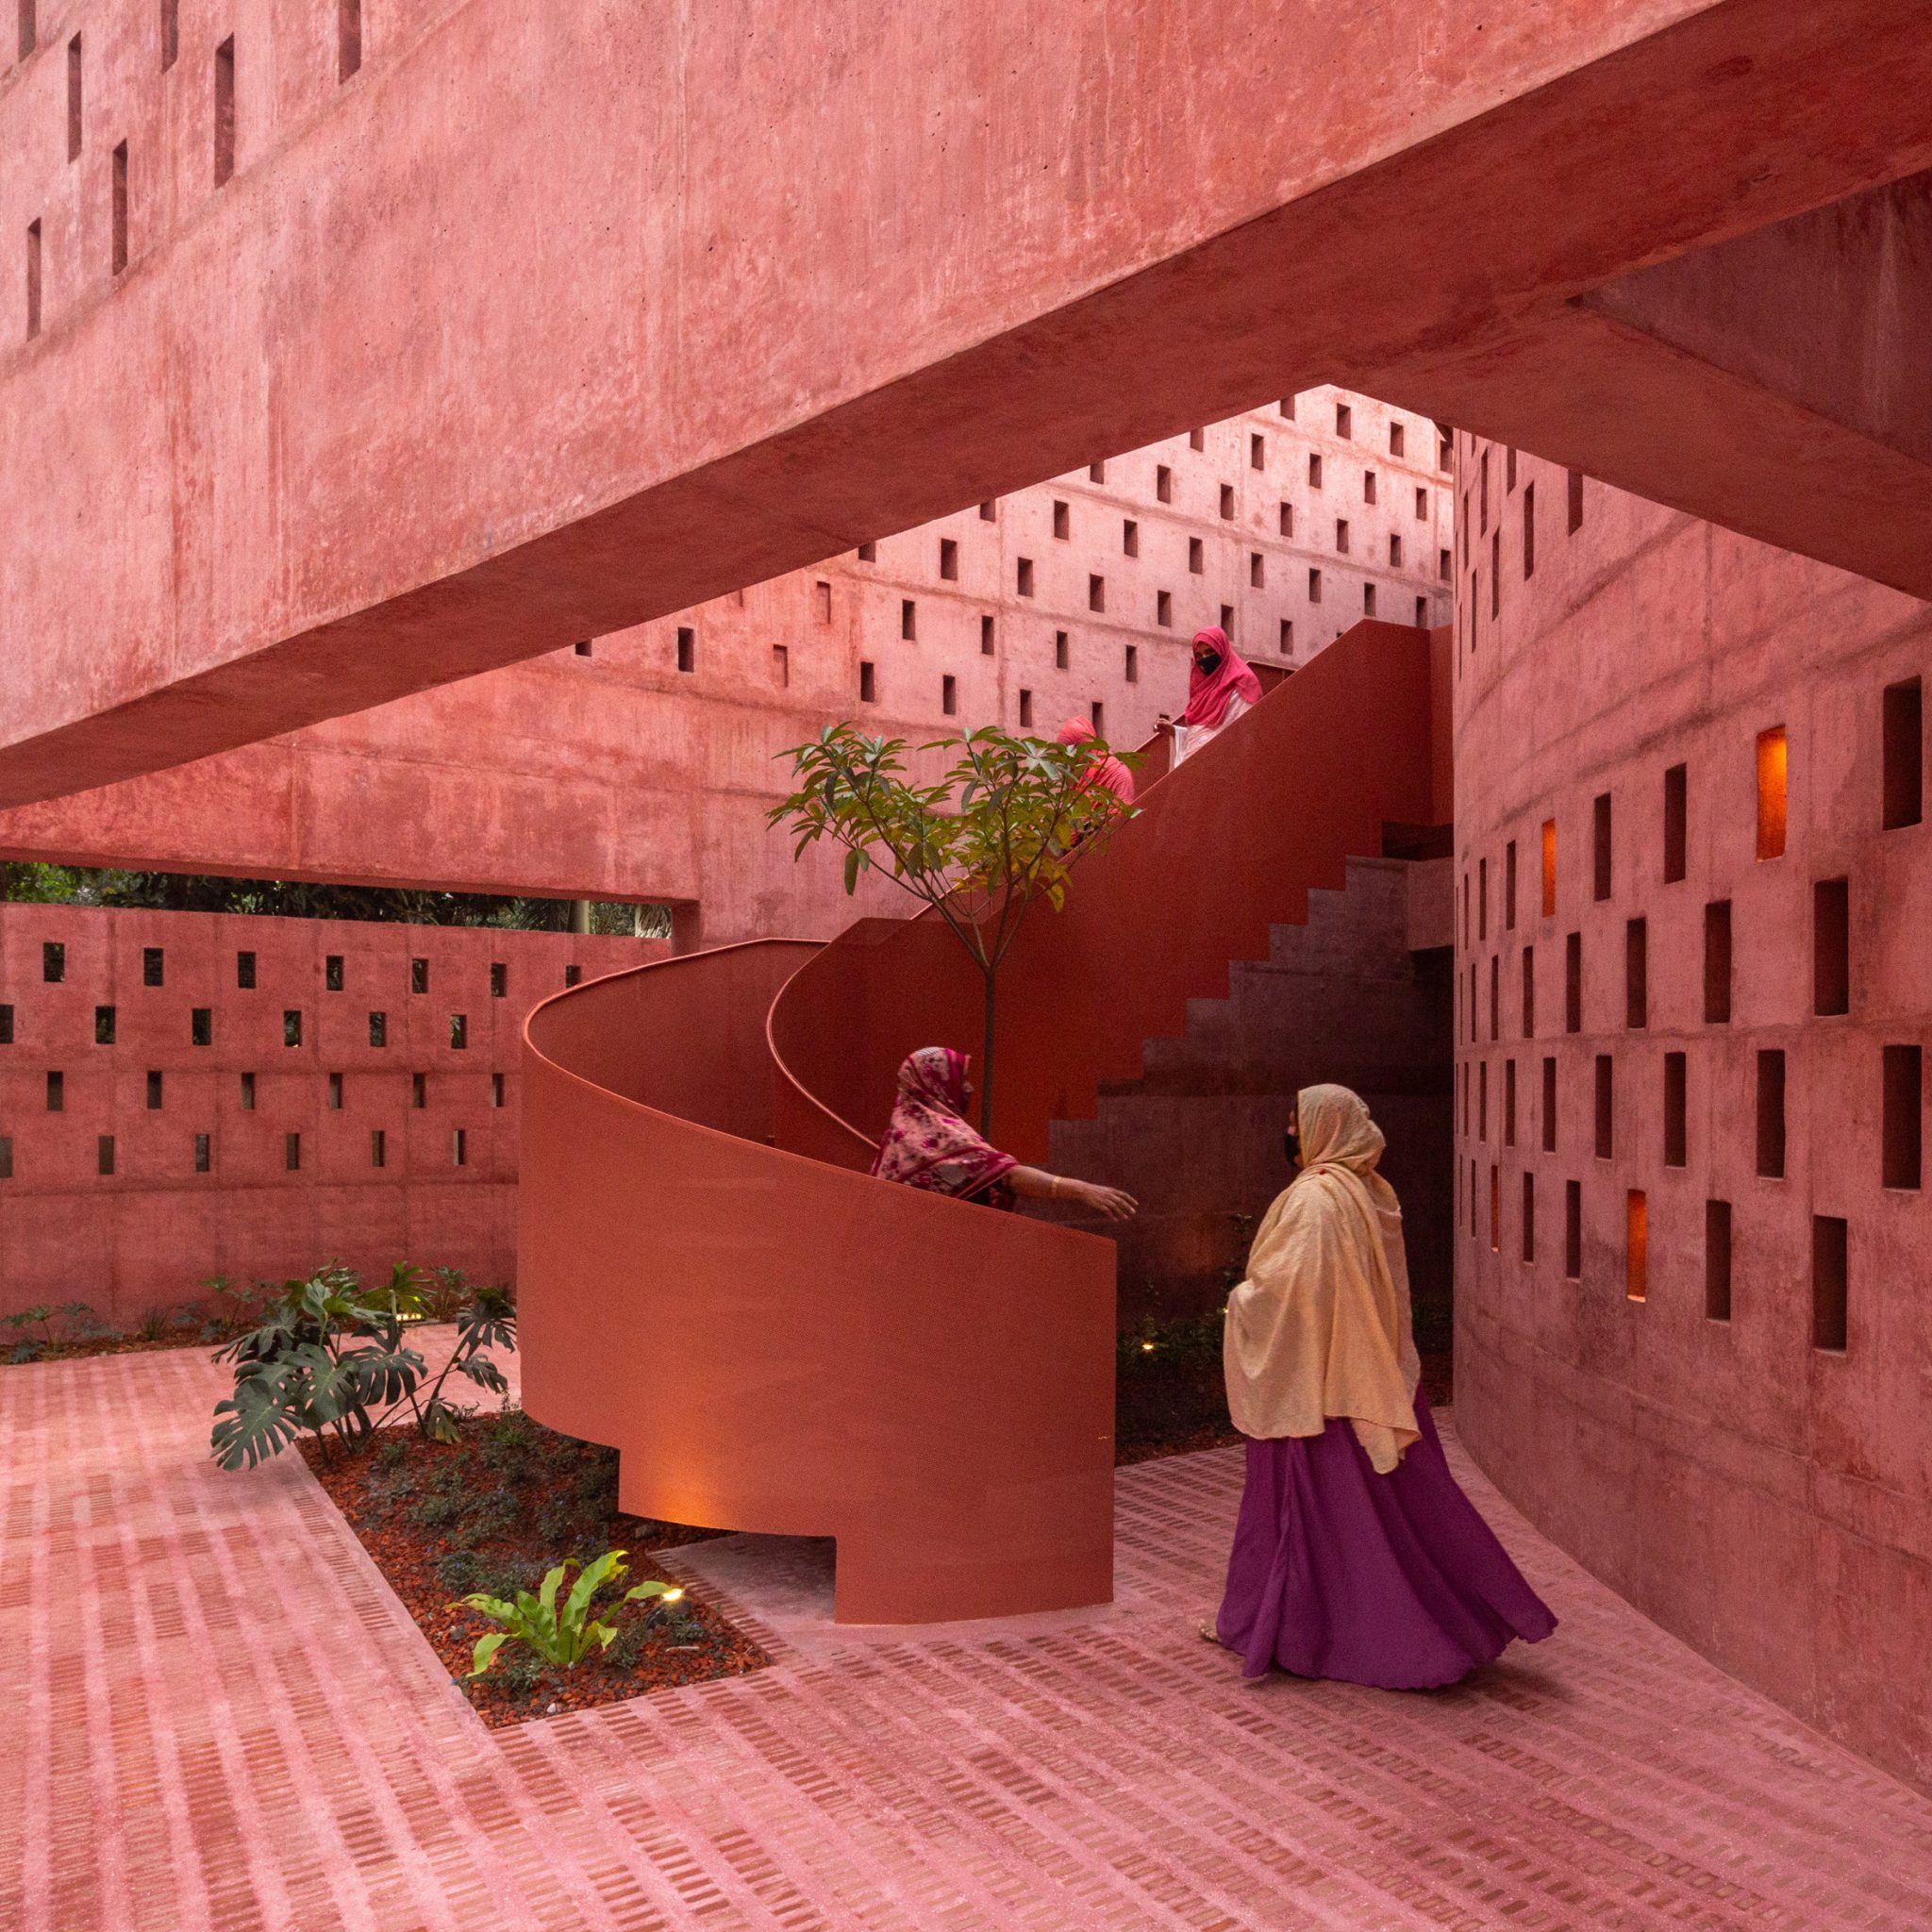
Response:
[6, 3, 1932, 803]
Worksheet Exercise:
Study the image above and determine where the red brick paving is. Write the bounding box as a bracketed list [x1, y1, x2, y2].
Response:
[5, 1346, 1931, 1930]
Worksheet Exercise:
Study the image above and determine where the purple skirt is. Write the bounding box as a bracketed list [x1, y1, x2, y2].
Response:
[1215, 1391, 1557, 1689]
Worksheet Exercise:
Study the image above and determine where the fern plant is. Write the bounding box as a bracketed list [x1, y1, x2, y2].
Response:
[456, 1550, 682, 1677]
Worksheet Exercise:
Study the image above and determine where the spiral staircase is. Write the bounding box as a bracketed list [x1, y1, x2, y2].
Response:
[517, 619, 1450, 1623]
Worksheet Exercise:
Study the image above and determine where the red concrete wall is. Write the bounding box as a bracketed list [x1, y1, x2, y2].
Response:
[0, 901, 652, 1320]
[4, 2, 1929, 806]
[1449, 437, 1932, 1790]
[1047, 857, 1452, 1328]
[0, 393, 1452, 942]
[520, 942, 1117, 1624]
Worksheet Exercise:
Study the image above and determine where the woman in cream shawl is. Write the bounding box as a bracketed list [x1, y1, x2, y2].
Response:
[1208, 1085, 1556, 1688]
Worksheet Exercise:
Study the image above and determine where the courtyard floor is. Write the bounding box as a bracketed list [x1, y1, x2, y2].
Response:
[5, 1346, 1931, 1932]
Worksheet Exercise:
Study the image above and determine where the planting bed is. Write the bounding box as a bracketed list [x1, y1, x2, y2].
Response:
[301, 1409, 771, 1726]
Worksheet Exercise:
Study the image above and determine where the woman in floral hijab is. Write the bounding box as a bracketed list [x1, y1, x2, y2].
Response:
[873, 1047, 1136, 1219]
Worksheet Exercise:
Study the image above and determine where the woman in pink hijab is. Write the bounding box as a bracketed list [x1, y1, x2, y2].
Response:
[1160, 626, 1263, 765]
[874, 1047, 1137, 1220]
[1057, 717, 1137, 807]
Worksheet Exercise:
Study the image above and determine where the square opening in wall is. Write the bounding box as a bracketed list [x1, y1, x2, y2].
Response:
[1663, 763, 1688, 882]
[1812, 1216, 1848, 1352]
[1704, 900, 1733, 1023]
[1625, 918, 1647, 1028]
[941, 675, 957, 717]
[1055, 631, 1069, 670]
[1594, 1055, 1613, 1158]
[1756, 1049, 1787, 1177]
[1813, 877, 1849, 1016]
[1019, 690, 1034, 729]
[1664, 1052, 1687, 1167]
[1564, 932, 1581, 1033]
[1625, 1191, 1647, 1302]
[981, 614, 994, 655]
[1053, 501, 1070, 540]
[859, 660, 876, 704]
[1757, 726, 1788, 859]
[1882, 1043, 1923, 1191]
[327, 955, 345, 991]
[369, 1010, 387, 1046]
[1564, 1180, 1581, 1280]
[1541, 820, 1557, 916]
[939, 538, 958, 580]
[142, 947, 164, 987]
[676, 627, 695, 673]
[237, 950, 257, 989]
[1706, 1200, 1733, 1320]
[1541, 1055, 1557, 1152]
[1883, 677, 1924, 829]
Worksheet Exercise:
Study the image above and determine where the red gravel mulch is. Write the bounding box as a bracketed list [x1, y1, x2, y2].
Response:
[299, 1410, 771, 1727]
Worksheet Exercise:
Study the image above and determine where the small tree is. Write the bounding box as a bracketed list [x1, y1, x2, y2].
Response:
[769, 724, 1133, 1137]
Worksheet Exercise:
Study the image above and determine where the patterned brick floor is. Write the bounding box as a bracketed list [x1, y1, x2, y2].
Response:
[5, 1345, 1932, 1931]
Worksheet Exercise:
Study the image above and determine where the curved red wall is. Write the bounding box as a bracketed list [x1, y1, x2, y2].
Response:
[1451, 442, 1932, 1789]
[519, 941, 1118, 1624]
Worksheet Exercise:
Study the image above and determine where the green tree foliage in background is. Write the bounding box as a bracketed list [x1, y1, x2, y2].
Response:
[0, 861, 668, 936]
[769, 724, 1133, 1138]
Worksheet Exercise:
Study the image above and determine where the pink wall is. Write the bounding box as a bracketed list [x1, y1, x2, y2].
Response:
[1449, 437, 1932, 1790]
[0, 902, 652, 1320]
[0, 392, 1452, 942]
[1048, 857, 1452, 1328]
[3, 2, 1928, 806]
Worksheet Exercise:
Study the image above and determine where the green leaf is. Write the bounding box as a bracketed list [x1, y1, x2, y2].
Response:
[467, 1632, 509, 1678]
[562, 1549, 627, 1633]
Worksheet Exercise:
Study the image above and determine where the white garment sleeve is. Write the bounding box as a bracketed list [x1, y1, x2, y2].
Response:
[1170, 692, 1251, 767]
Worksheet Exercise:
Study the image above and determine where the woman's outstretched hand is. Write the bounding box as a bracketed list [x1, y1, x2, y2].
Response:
[1074, 1181, 1138, 1221]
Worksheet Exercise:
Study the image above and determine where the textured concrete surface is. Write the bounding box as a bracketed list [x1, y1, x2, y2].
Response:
[1449, 441, 1932, 1791]
[1051, 856, 1452, 1326]
[6, 5, 1932, 802]
[0, 393, 1450, 940]
[0, 904, 650, 1319]
[6, 1344, 1932, 1931]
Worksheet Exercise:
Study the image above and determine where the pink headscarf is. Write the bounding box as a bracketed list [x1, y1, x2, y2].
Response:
[1180, 627, 1262, 729]
[871, 1048, 1018, 1202]
[1057, 718, 1137, 806]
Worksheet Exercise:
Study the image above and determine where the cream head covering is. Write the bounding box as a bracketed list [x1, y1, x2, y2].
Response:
[1222, 1084, 1422, 1473]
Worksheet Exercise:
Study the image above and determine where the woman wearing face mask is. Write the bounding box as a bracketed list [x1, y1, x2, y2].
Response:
[1206, 1084, 1556, 1687]
[1159, 626, 1263, 766]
